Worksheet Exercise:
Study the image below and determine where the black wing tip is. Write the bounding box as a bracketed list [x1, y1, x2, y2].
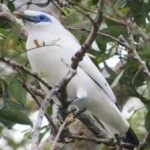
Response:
[124, 127, 139, 148]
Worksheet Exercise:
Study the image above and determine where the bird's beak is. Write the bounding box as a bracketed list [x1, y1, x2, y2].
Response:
[13, 11, 35, 22]
[13, 11, 26, 19]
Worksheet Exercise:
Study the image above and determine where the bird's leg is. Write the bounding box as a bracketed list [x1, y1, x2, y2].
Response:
[67, 97, 78, 105]
[68, 96, 87, 118]
[73, 107, 87, 118]
[114, 134, 123, 150]
[68, 87, 88, 117]
[69, 87, 87, 105]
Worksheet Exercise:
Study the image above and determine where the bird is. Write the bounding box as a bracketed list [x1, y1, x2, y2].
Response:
[14, 10, 139, 147]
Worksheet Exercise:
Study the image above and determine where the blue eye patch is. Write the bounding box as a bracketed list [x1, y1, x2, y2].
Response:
[25, 14, 52, 23]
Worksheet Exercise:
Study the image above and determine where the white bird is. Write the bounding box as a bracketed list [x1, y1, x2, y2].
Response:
[15, 10, 139, 146]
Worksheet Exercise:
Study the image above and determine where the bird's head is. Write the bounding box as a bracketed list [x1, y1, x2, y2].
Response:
[14, 10, 62, 32]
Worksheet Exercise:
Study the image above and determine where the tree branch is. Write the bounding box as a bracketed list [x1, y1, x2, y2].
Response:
[71, 10, 103, 69]
[31, 91, 54, 150]
[66, 26, 131, 51]
[127, 19, 150, 78]
[1, 57, 53, 90]
[0, 3, 28, 37]
[51, 113, 74, 150]
[67, 134, 136, 149]
[18, 79, 56, 129]
[140, 133, 150, 150]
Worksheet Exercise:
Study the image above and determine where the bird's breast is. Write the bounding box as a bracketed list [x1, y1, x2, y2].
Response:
[26, 41, 77, 98]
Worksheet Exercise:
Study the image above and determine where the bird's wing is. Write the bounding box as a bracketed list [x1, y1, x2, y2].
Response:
[62, 28, 116, 103]
[79, 54, 116, 104]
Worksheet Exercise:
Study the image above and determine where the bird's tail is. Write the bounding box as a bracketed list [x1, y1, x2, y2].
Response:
[124, 127, 139, 150]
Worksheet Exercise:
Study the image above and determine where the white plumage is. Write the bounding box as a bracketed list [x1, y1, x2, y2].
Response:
[15, 10, 139, 145]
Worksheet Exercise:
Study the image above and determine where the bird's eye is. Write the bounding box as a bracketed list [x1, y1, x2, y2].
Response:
[39, 15, 45, 21]
[30, 14, 52, 23]
[36, 14, 51, 23]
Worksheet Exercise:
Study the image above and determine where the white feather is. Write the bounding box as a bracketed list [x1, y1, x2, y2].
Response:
[24, 10, 129, 137]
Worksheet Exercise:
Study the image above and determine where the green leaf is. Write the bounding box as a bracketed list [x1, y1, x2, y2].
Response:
[92, 0, 99, 5]
[8, 1, 15, 11]
[39, 125, 49, 142]
[96, 26, 127, 51]
[0, 117, 14, 129]
[103, 61, 116, 80]
[9, 74, 27, 105]
[46, 105, 52, 116]
[127, 0, 150, 27]
[0, 110, 32, 126]
[88, 0, 98, 5]
[145, 111, 150, 132]
[146, 77, 150, 98]
[115, 0, 127, 8]
[111, 70, 125, 88]
[8, 100, 30, 111]
[0, 124, 4, 135]
[100, 26, 127, 39]
[139, 43, 150, 60]
[0, 79, 9, 97]
[96, 36, 107, 52]
[2, 25, 20, 57]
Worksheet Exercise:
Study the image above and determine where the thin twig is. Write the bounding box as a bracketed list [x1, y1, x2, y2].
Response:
[140, 133, 150, 150]
[30, 62, 77, 149]
[103, 14, 126, 26]
[127, 21, 150, 42]
[127, 19, 150, 78]
[51, 119, 67, 150]
[51, 0, 68, 15]
[71, 10, 103, 69]
[67, 134, 135, 149]
[51, 113, 74, 150]
[103, 0, 150, 42]
[77, 113, 109, 138]
[18, 79, 57, 128]
[31, 91, 55, 150]
[68, 0, 97, 14]
[27, 84, 46, 98]
[66, 26, 131, 50]
[0, 3, 28, 37]
[1, 57, 53, 90]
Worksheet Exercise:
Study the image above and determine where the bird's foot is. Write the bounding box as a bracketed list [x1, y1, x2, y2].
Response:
[73, 107, 87, 117]
[67, 97, 78, 105]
